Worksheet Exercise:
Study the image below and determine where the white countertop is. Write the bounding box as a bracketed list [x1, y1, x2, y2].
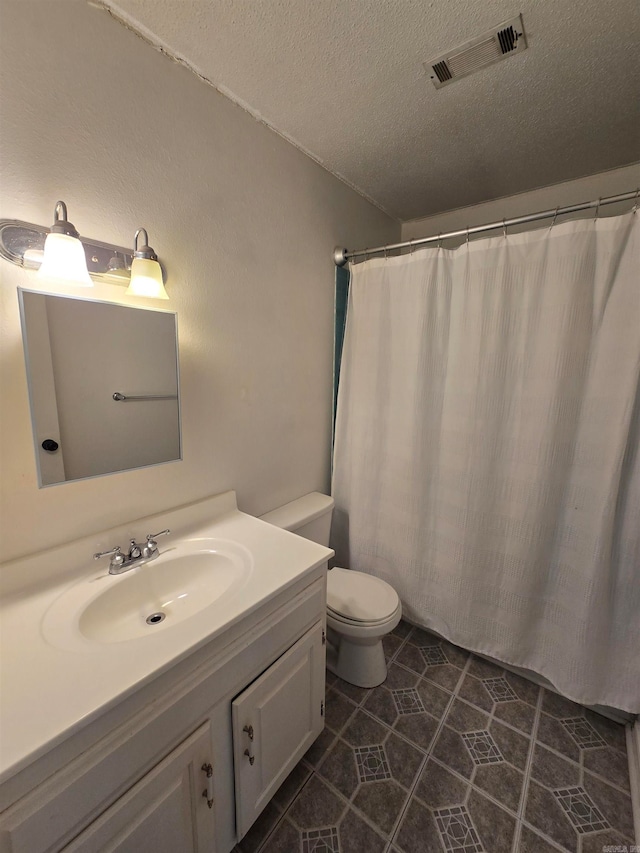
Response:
[0, 492, 332, 785]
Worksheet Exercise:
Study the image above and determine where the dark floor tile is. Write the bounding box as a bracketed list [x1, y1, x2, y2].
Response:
[392, 619, 413, 639]
[338, 807, 386, 853]
[318, 738, 359, 799]
[583, 709, 628, 753]
[525, 779, 578, 852]
[504, 670, 540, 706]
[438, 639, 469, 669]
[236, 801, 281, 853]
[383, 633, 403, 661]
[489, 718, 530, 770]
[272, 761, 312, 810]
[416, 678, 451, 719]
[384, 662, 420, 690]
[304, 727, 335, 766]
[467, 655, 504, 680]
[541, 690, 584, 720]
[422, 662, 463, 692]
[583, 744, 631, 790]
[260, 817, 300, 853]
[332, 675, 371, 705]
[407, 626, 440, 648]
[363, 685, 398, 726]
[457, 673, 494, 712]
[342, 710, 388, 748]
[493, 698, 536, 734]
[581, 829, 635, 852]
[362, 684, 398, 726]
[384, 730, 423, 789]
[288, 775, 346, 830]
[395, 643, 427, 676]
[394, 709, 439, 751]
[433, 725, 475, 778]
[467, 787, 516, 853]
[518, 824, 562, 853]
[444, 698, 489, 733]
[415, 758, 468, 808]
[353, 778, 407, 834]
[583, 771, 635, 840]
[473, 761, 523, 813]
[531, 743, 580, 789]
[395, 797, 443, 853]
[325, 688, 357, 733]
[537, 712, 581, 762]
[325, 669, 338, 687]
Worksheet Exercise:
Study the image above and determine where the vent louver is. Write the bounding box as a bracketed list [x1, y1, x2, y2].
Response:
[425, 15, 527, 89]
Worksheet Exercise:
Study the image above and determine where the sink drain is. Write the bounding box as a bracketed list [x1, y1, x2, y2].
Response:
[146, 611, 166, 625]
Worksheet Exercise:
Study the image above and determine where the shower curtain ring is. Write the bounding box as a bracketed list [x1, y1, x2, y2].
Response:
[551, 207, 559, 228]
[466, 227, 470, 246]
[438, 233, 442, 249]
[633, 189, 639, 214]
[594, 198, 601, 220]
[502, 219, 507, 239]
[384, 246, 389, 260]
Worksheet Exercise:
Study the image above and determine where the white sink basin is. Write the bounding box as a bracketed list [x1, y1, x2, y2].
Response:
[43, 538, 252, 647]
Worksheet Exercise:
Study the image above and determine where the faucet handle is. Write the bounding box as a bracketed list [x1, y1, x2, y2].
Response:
[94, 545, 124, 567]
[143, 529, 170, 557]
[147, 529, 170, 545]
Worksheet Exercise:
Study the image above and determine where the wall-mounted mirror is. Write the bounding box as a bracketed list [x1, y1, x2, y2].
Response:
[18, 289, 181, 487]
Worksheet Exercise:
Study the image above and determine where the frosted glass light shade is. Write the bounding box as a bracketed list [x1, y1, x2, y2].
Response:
[37, 232, 93, 286]
[126, 257, 169, 299]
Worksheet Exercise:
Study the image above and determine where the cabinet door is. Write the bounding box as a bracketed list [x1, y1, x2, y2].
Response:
[232, 621, 325, 839]
[62, 724, 216, 853]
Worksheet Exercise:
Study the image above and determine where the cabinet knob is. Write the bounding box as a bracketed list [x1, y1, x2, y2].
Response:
[244, 748, 255, 766]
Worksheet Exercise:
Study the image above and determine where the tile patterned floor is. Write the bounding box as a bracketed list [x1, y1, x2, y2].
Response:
[234, 621, 636, 853]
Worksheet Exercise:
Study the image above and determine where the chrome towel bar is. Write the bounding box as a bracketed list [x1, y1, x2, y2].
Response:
[112, 392, 177, 402]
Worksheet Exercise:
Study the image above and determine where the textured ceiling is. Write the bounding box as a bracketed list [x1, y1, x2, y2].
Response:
[105, 0, 640, 220]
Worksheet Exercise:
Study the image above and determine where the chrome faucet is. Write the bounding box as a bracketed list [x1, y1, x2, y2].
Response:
[94, 529, 170, 575]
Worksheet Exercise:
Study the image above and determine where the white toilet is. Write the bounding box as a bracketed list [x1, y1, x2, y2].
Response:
[260, 492, 402, 688]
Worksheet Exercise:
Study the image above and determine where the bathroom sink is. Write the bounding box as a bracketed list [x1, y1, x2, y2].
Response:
[42, 538, 252, 647]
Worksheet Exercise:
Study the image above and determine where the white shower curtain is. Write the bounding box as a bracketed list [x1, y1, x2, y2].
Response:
[332, 213, 640, 712]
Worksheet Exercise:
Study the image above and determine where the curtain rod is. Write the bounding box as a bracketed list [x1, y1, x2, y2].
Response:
[333, 188, 639, 266]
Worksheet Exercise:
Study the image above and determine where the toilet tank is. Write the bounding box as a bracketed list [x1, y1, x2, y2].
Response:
[259, 492, 334, 546]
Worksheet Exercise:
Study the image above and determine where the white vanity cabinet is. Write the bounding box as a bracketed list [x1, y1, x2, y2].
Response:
[63, 724, 216, 853]
[0, 570, 327, 853]
[232, 621, 325, 839]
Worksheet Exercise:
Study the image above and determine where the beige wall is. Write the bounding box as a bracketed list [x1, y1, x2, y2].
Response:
[402, 164, 640, 244]
[0, 0, 398, 563]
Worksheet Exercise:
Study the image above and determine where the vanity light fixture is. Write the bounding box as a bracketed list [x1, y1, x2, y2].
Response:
[37, 201, 93, 287]
[125, 229, 169, 300]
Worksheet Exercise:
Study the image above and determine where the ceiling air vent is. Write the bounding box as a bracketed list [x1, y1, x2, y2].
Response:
[425, 15, 527, 89]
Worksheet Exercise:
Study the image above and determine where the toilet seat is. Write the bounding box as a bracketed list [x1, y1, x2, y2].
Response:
[327, 567, 399, 624]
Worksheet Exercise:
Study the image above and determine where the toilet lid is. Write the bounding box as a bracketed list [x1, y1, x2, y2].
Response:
[327, 567, 399, 623]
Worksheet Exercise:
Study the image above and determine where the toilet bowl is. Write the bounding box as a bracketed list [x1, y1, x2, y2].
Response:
[260, 493, 402, 688]
[325, 567, 402, 687]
